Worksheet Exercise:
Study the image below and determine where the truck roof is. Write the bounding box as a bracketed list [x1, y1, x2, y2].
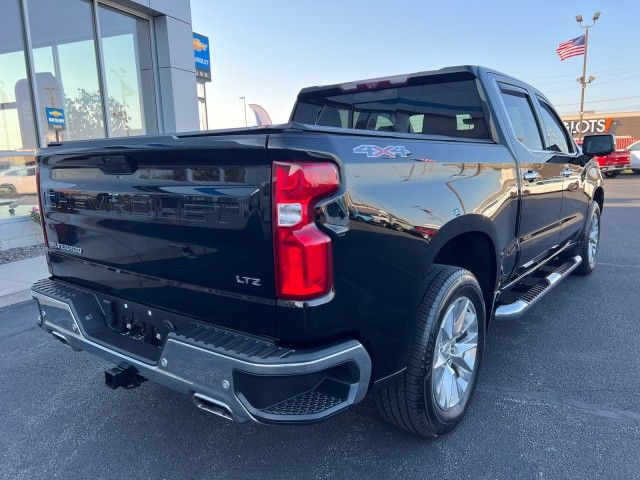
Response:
[297, 65, 519, 96]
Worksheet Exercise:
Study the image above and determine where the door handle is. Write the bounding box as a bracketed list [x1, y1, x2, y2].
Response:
[561, 168, 573, 177]
[523, 170, 540, 182]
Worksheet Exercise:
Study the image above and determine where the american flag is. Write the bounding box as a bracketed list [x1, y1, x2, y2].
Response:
[556, 35, 586, 61]
[248, 104, 272, 126]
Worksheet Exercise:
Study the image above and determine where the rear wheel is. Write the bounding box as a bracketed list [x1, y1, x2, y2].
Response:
[573, 202, 601, 276]
[633, 169, 640, 175]
[603, 171, 619, 178]
[374, 265, 485, 438]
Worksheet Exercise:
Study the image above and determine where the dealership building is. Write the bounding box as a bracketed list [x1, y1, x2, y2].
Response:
[1, 0, 210, 229]
[561, 111, 640, 149]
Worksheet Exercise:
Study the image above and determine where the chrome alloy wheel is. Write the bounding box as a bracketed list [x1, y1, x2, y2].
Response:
[432, 296, 478, 410]
[587, 213, 600, 267]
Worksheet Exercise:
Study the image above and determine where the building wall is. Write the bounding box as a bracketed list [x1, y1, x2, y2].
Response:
[561, 111, 640, 142]
[150, 1, 199, 133]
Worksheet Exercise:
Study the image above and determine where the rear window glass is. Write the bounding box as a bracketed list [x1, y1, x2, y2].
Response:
[292, 74, 489, 139]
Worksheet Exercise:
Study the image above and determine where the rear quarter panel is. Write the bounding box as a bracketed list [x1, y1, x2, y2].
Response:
[269, 132, 519, 379]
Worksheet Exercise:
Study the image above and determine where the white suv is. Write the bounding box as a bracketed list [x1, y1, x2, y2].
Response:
[630, 141, 640, 174]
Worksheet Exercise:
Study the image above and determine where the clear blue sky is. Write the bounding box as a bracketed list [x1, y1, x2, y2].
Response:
[191, 0, 640, 128]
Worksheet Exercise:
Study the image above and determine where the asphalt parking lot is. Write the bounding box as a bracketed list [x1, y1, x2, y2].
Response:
[1, 176, 639, 480]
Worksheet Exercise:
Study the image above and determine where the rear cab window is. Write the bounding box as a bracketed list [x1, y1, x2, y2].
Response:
[292, 72, 490, 140]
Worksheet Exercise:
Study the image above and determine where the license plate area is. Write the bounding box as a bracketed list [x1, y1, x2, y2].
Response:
[100, 298, 172, 348]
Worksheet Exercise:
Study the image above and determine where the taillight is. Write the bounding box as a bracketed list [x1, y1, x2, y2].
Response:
[35, 165, 48, 245]
[273, 161, 339, 301]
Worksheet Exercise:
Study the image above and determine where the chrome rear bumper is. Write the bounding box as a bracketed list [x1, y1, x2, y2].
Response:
[32, 278, 371, 424]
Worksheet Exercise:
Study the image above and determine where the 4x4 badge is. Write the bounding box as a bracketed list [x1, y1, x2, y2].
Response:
[353, 145, 411, 158]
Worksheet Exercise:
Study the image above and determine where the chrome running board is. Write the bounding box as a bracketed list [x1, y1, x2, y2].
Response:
[495, 255, 582, 321]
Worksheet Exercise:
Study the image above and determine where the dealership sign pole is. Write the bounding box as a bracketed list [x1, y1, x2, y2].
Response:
[239, 96, 247, 128]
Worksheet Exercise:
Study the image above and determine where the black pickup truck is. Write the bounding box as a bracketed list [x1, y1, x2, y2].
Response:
[32, 66, 614, 437]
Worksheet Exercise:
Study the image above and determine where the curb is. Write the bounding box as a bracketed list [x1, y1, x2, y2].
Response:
[0, 289, 34, 309]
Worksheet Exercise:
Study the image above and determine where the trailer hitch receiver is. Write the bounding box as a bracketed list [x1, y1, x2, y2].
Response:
[105, 364, 146, 390]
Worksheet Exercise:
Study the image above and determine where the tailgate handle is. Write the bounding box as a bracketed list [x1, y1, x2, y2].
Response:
[99, 155, 137, 174]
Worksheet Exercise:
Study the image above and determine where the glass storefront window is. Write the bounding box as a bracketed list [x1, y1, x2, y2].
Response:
[98, 5, 157, 137]
[0, 0, 37, 152]
[0, 0, 160, 219]
[27, 0, 105, 143]
[0, 0, 37, 210]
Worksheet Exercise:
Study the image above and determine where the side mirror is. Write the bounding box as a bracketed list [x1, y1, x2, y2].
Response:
[582, 134, 615, 157]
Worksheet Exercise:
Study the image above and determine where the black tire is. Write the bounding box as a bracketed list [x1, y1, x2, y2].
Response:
[633, 169, 640, 175]
[603, 171, 619, 178]
[374, 265, 486, 438]
[573, 202, 601, 276]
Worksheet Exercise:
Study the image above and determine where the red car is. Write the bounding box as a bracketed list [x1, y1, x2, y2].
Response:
[595, 150, 631, 178]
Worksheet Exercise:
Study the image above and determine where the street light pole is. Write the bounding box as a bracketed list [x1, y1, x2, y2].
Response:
[239, 96, 248, 127]
[575, 12, 600, 138]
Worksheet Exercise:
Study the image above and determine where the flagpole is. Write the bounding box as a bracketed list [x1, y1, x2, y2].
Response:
[575, 12, 600, 139]
[578, 26, 589, 133]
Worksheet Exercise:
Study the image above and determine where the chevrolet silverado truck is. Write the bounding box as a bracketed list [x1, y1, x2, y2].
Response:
[31, 66, 614, 438]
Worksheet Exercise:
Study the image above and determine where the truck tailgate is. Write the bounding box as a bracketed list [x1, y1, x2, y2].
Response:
[38, 134, 277, 335]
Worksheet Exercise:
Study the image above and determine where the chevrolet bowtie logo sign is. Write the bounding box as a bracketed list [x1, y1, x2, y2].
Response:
[45, 107, 66, 130]
[193, 38, 208, 52]
[193, 32, 211, 78]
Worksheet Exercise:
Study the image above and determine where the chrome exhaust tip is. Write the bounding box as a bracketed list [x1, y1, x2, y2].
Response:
[193, 393, 234, 421]
[49, 330, 82, 351]
[51, 330, 69, 344]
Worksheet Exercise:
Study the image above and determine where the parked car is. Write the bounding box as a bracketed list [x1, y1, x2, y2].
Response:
[31, 66, 612, 438]
[0, 165, 38, 195]
[629, 141, 640, 174]
[595, 150, 631, 178]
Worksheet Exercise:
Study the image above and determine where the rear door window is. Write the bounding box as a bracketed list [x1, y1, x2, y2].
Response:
[499, 85, 543, 151]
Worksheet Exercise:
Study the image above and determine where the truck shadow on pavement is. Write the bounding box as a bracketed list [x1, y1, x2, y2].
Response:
[95, 379, 449, 476]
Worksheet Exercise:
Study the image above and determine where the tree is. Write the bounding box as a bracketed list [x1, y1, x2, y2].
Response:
[63, 88, 131, 139]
